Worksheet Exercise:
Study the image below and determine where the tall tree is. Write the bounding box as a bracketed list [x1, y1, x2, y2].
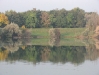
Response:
[41, 11, 50, 27]
[5, 10, 25, 27]
[35, 10, 42, 28]
[24, 11, 37, 28]
[70, 8, 86, 27]
[85, 12, 99, 30]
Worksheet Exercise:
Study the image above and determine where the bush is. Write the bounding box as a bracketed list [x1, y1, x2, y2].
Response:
[49, 28, 60, 46]
[1, 23, 21, 38]
[22, 29, 32, 38]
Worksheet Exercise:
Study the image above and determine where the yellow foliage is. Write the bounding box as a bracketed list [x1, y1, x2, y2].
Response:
[0, 50, 9, 60]
[0, 13, 9, 26]
[21, 45, 26, 50]
[21, 25, 26, 29]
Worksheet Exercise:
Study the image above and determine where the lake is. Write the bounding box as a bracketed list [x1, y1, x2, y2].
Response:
[0, 39, 99, 75]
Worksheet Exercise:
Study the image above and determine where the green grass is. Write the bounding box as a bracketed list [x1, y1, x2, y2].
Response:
[60, 28, 86, 38]
[30, 28, 86, 46]
[31, 28, 50, 38]
[31, 38, 49, 45]
[29, 38, 86, 46]
[60, 38, 85, 46]
[31, 28, 86, 38]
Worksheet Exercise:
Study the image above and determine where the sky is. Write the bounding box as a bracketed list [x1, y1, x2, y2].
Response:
[0, 0, 99, 13]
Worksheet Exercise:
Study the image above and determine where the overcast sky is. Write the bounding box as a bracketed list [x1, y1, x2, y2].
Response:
[0, 0, 99, 13]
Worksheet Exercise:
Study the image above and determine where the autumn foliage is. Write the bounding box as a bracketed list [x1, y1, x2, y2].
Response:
[21, 25, 26, 29]
[0, 50, 9, 60]
[41, 11, 50, 27]
[0, 13, 9, 27]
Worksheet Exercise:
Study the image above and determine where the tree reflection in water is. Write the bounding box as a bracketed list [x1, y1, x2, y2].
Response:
[0, 38, 99, 66]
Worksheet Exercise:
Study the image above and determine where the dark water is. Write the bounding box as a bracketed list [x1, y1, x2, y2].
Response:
[0, 39, 99, 75]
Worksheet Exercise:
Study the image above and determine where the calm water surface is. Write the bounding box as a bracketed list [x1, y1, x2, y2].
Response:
[0, 39, 99, 75]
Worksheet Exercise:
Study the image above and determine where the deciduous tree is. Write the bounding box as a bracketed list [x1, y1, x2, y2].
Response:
[0, 13, 9, 27]
[41, 11, 50, 27]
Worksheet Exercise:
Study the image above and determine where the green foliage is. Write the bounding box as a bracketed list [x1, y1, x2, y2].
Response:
[5, 10, 24, 27]
[4, 7, 88, 28]
[6, 45, 87, 64]
[66, 12, 74, 27]
[71, 8, 86, 27]
[4, 7, 99, 29]
[24, 11, 37, 28]
[49, 9, 67, 28]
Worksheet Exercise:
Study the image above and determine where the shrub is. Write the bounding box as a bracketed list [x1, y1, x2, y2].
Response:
[21, 25, 26, 29]
[2, 23, 21, 38]
[22, 29, 32, 38]
[49, 28, 60, 46]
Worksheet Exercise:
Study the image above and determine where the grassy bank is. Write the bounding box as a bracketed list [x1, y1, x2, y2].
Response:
[30, 28, 86, 46]
[0, 28, 86, 46]
[31, 28, 86, 38]
[31, 38, 86, 46]
[60, 28, 86, 38]
[31, 28, 50, 38]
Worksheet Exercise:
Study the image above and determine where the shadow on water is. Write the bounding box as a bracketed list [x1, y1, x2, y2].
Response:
[0, 38, 99, 65]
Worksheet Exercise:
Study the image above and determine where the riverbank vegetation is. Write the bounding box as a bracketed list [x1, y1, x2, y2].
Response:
[0, 7, 99, 39]
[0, 7, 98, 28]
[1, 7, 99, 68]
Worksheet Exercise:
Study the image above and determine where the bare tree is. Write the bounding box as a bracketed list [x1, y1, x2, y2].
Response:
[85, 12, 99, 30]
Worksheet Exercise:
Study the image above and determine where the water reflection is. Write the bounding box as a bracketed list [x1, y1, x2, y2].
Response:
[0, 39, 99, 65]
[1, 39, 99, 75]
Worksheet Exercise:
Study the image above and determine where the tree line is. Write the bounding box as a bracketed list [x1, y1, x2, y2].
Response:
[1, 7, 99, 28]
[0, 45, 87, 64]
[1, 45, 99, 64]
